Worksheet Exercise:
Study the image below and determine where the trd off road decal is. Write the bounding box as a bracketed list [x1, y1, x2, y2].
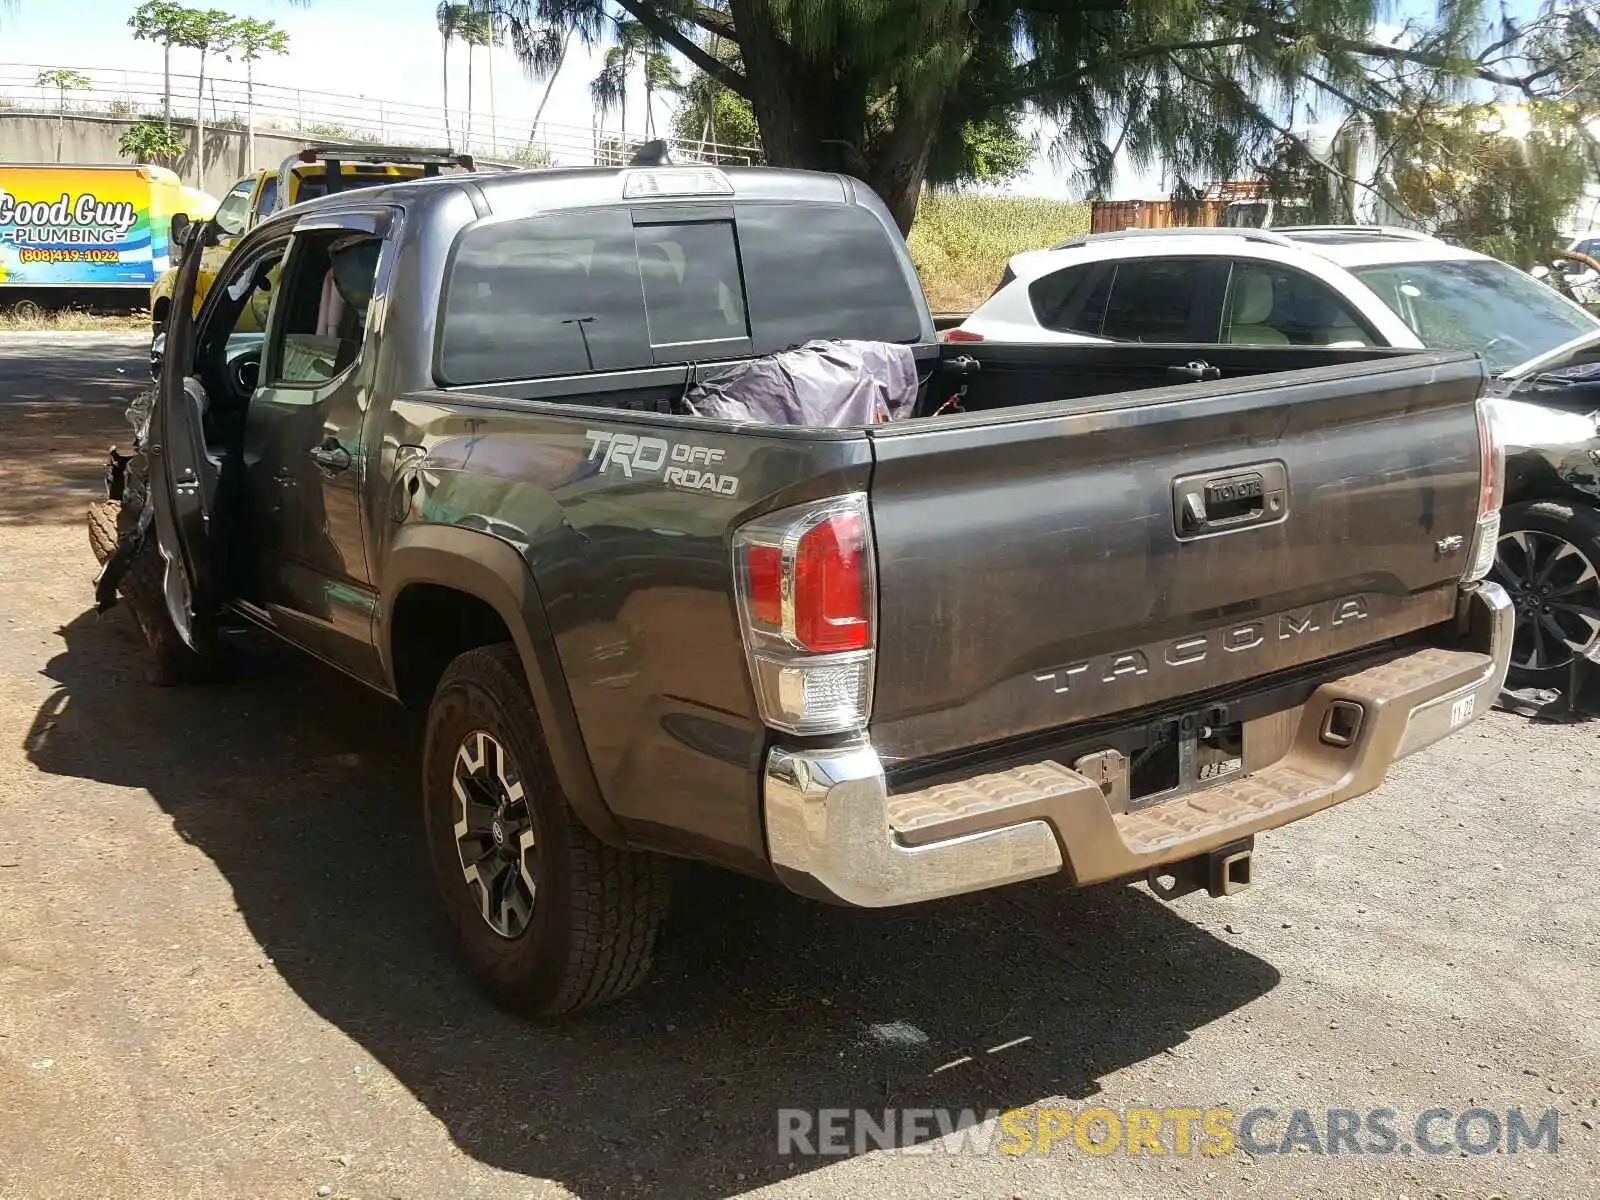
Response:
[584, 429, 740, 496]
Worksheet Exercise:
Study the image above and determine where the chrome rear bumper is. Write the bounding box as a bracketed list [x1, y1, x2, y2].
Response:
[763, 582, 1513, 907]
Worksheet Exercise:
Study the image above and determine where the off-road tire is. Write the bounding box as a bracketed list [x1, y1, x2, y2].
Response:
[422, 643, 670, 1017]
[87, 499, 120, 565]
[107, 501, 225, 686]
[1492, 499, 1600, 692]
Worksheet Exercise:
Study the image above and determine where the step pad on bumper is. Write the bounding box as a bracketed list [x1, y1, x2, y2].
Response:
[887, 761, 1083, 839]
[883, 642, 1500, 874]
[1113, 763, 1327, 854]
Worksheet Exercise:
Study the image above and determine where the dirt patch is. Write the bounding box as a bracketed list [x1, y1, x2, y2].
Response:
[0, 334, 146, 525]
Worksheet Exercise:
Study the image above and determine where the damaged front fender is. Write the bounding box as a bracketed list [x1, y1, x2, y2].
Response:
[1483, 395, 1600, 501]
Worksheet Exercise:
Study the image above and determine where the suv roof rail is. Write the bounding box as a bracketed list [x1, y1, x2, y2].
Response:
[1049, 226, 1296, 251]
[1277, 224, 1437, 242]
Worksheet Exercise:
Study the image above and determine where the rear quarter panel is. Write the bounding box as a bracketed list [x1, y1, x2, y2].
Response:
[377, 394, 873, 873]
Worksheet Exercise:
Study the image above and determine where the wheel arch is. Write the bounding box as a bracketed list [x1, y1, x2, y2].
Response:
[379, 523, 625, 847]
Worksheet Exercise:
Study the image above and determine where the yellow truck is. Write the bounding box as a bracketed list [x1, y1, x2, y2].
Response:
[150, 144, 477, 335]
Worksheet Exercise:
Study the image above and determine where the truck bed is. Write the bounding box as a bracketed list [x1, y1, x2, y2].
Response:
[410, 343, 1488, 865]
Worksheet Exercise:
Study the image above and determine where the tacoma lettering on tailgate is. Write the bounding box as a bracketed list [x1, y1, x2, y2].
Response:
[1035, 596, 1370, 694]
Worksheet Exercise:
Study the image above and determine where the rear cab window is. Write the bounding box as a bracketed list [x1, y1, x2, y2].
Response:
[437, 200, 923, 386]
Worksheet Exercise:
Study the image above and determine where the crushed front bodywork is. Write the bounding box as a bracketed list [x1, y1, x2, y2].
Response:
[92, 388, 157, 613]
[1484, 396, 1600, 502]
[1487, 327, 1600, 503]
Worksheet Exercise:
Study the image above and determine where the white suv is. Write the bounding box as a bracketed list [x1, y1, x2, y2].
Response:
[956, 226, 1600, 379]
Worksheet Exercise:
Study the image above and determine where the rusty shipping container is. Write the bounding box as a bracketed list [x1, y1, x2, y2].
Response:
[1089, 198, 1229, 233]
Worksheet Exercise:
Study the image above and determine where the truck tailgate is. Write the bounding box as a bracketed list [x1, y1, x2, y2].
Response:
[866, 351, 1485, 765]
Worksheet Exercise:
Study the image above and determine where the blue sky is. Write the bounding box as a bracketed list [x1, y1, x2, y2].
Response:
[2, 0, 1540, 199]
[6, 0, 631, 160]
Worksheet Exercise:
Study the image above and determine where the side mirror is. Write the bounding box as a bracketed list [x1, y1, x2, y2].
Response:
[1531, 264, 1552, 280]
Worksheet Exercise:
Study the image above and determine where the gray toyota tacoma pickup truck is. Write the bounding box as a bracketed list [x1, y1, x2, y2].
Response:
[94, 163, 1515, 1016]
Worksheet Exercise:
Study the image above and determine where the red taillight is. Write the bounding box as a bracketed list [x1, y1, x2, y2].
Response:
[747, 544, 783, 628]
[793, 511, 870, 652]
[732, 495, 877, 735]
[944, 328, 984, 342]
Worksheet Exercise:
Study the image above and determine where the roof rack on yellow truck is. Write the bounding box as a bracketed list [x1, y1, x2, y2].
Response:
[149, 144, 478, 336]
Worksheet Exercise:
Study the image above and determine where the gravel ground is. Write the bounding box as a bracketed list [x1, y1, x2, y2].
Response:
[0, 336, 1597, 1200]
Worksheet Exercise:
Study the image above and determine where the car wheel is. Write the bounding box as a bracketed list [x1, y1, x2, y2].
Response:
[87, 499, 120, 565]
[1490, 499, 1600, 690]
[422, 643, 670, 1017]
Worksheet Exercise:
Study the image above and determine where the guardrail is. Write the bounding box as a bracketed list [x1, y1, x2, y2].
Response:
[0, 61, 763, 169]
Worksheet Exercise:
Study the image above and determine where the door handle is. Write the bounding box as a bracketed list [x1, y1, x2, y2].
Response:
[1173, 462, 1287, 538]
[309, 439, 352, 473]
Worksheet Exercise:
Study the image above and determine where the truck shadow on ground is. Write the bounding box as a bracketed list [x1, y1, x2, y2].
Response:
[28, 611, 1281, 1199]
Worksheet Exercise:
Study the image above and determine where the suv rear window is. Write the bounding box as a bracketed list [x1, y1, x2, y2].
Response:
[1029, 263, 1112, 334]
[440, 202, 924, 384]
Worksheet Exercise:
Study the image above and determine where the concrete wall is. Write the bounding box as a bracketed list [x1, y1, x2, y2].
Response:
[0, 112, 383, 198]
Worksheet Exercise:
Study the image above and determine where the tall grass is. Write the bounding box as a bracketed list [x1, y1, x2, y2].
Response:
[0, 308, 147, 332]
[907, 192, 1090, 312]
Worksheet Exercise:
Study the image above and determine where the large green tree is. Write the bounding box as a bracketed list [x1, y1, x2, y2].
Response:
[1386, 102, 1591, 266]
[483, 0, 1448, 231]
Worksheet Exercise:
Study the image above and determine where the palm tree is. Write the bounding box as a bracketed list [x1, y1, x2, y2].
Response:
[128, 1, 191, 136]
[179, 10, 238, 186]
[519, 24, 572, 151]
[589, 19, 647, 153]
[589, 46, 629, 151]
[436, 2, 471, 145]
[230, 19, 289, 171]
[641, 43, 679, 140]
[460, 7, 495, 150]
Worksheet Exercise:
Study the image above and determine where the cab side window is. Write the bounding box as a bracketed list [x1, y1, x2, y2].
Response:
[252, 176, 278, 220]
[266, 230, 383, 386]
[1223, 261, 1377, 346]
[213, 177, 256, 237]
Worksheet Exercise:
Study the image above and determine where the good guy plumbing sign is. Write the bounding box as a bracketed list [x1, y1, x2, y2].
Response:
[0, 165, 185, 289]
